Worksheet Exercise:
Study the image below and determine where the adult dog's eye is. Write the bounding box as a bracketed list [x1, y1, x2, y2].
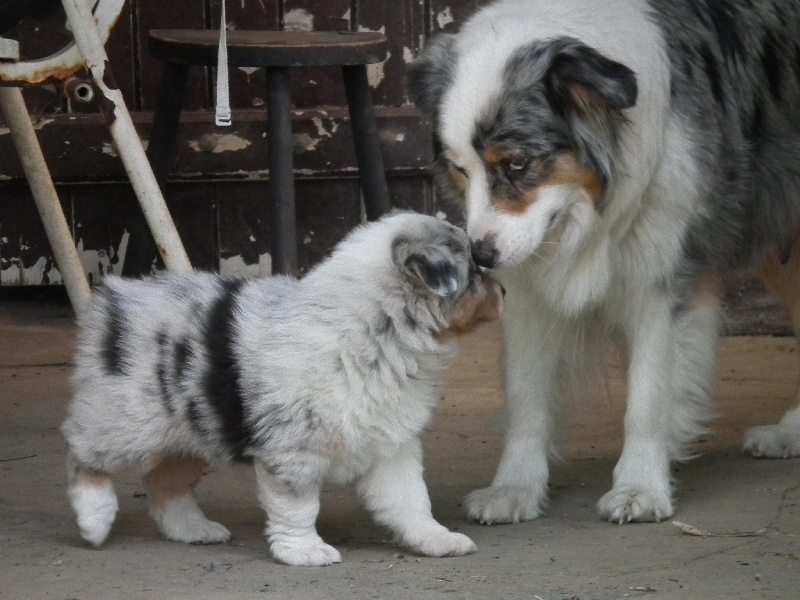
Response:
[453, 164, 468, 177]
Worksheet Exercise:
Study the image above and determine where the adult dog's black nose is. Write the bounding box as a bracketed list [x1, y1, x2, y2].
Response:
[471, 237, 497, 269]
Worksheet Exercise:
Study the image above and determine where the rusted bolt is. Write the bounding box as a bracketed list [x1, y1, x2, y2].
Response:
[61, 78, 95, 104]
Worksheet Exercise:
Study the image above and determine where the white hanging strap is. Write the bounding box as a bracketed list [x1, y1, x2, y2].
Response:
[215, 0, 232, 126]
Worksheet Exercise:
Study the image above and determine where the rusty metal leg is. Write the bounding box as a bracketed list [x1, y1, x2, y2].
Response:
[0, 86, 91, 315]
[60, 0, 192, 274]
[342, 64, 391, 221]
[123, 62, 189, 277]
[266, 67, 297, 276]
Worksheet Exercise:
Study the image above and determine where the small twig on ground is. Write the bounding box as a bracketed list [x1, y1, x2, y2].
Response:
[672, 520, 767, 538]
[630, 586, 657, 592]
[0, 454, 36, 463]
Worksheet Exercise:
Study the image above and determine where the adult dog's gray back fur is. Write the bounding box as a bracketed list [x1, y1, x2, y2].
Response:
[651, 0, 800, 274]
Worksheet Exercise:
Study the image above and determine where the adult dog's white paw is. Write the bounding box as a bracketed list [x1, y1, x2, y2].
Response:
[271, 539, 342, 567]
[464, 485, 545, 525]
[597, 486, 673, 524]
[411, 531, 477, 558]
[744, 424, 800, 458]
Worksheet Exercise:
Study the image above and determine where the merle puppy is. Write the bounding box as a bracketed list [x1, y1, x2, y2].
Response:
[62, 212, 502, 566]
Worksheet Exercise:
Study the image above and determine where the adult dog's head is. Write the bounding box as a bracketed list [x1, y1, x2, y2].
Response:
[408, 33, 637, 270]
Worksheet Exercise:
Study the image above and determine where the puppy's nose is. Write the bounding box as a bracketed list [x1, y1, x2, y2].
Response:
[471, 237, 497, 269]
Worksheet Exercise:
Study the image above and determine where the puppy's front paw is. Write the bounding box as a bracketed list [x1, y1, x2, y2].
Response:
[271, 537, 342, 567]
[464, 485, 545, 525]
[744, 424, 800, 458]
[411, 531, 477, 558]
[597, 486, 673, 524]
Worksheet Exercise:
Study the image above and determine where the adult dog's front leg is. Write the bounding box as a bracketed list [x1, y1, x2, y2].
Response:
[465, 290, 561, 524]
[357, 439, 476, 557]
[598, 286, 720, 523]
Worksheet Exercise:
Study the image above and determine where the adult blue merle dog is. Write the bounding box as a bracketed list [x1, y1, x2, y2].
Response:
[409, 0, 800, 524]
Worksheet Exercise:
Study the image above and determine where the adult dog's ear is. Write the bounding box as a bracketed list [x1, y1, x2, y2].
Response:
[545, 41, 637, 112]
[543, 40, 637, 191]
[406, 34, 458, 119]
[392, 236, 460, 298]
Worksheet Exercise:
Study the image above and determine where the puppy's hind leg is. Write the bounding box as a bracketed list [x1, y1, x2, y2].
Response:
[745, 250, 800, 457]
[357, 438, 476, 558]
[67, 453, 119, 547]
[143, 454, 231, 544]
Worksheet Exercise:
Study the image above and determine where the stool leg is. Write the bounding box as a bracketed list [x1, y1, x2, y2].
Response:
[342, 64, 391, 221]
[0, 86, 91, 315]
[266, 67, 297, 276]
[148, 63, 189, 193]
[123, 62, 189, 277]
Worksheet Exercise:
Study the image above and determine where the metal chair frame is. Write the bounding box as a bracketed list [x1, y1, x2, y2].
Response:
[0, 0, 191, 315]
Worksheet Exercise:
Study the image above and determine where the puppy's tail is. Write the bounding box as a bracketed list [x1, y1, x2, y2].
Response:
[66, 452, 118, 547]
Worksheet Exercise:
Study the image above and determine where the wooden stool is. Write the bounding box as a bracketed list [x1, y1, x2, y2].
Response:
[138, 30, 392, 276]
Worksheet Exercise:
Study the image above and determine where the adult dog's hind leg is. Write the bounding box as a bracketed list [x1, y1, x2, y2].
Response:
[465, 285, 561, 524]
[745, 250, 800, 457]
[598, 279, 721, 523]
[143, 454, 231, 544]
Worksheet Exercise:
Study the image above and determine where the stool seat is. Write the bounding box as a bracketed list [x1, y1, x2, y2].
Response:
[148, 30, 388, 67]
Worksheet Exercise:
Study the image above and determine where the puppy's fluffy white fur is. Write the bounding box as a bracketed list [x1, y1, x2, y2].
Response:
[62, 212, 502, 565]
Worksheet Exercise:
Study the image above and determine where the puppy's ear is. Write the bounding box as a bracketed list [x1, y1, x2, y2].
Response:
[406, 34, 458, 119]
[392, 237, 460, 298]
[545, 42, 637, 112]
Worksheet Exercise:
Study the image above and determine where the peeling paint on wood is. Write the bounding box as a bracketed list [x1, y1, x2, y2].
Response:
[0, 108, 433, 181]
[219, 252, 272, 277]
[188, 133, 252, 154]
[356, 25, 389, 88]
[436, 7, 455, 29]
[283, 8, 315, 32]
[76, 230, 129, 282]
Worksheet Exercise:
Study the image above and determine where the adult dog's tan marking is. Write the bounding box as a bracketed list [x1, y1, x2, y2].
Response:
[494, 154, 603, 214]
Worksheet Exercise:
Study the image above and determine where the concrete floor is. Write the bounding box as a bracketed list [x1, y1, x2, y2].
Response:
[1, 298, 799, 600]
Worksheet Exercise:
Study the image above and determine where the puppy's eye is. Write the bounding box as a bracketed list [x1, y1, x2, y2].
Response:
[507, 158, 527, 172]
